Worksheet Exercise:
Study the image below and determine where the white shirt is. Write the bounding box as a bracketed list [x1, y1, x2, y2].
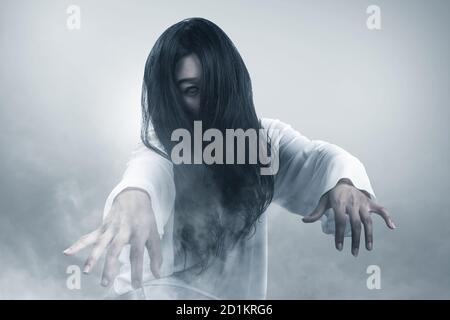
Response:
[102, 118, 375, 299]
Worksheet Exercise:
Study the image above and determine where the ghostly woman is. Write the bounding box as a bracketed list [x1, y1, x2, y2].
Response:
[64, 18, 395, 299]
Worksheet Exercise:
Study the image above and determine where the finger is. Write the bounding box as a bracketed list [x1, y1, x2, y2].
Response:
[334, 204, 347, 251]
[83, 228, 115, 274]
[63, 228, 102, 256]
[360, 207, 373, 251]
[348, 205, 361, 257]
[146, 232, 163, 279]
[101, 233, 128, 287]
[369, 202, 396, 229]
[302, 194, 329, 223]
[130, 238, 145, 289]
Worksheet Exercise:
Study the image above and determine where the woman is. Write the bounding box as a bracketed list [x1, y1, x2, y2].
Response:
[64, 18, 395, 299]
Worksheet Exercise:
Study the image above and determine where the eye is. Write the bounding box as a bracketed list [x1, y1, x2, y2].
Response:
[184, 86, 199, 96]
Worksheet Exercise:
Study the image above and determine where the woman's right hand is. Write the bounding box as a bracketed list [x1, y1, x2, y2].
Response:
[63, 188, 162, 289]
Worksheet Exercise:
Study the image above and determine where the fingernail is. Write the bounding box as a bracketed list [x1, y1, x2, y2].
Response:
[390, 220, 396, 229]
[63, 249, 70, 255]
[367, 242, 373, 250]
[337, 242, 343, 251]
[83, 265, 90, 274]
[101, 278, 109, 287]
[352, 248, 359, 257]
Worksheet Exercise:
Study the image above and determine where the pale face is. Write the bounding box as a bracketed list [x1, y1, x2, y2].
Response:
[175, 53, 202, 116]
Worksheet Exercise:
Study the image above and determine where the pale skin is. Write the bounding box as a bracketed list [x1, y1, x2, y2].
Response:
[64, 53, 395, 289]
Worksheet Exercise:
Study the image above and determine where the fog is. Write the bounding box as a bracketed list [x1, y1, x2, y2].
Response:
[0, 0, 449, 299]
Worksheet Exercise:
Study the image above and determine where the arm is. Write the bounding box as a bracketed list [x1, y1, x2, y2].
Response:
[103, 141, 175, 237]
[64, 129, 176, 288]
[264, 118, 395, 256]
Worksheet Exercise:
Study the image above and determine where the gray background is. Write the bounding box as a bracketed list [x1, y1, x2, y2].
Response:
[0, 0, 449, 299]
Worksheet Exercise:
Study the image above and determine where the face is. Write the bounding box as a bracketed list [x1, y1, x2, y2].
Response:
[175, 53, 202, 116]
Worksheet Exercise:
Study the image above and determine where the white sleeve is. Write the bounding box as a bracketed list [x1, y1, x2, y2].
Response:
[102, 134, 175, 238]
[265, 118, 376, 236]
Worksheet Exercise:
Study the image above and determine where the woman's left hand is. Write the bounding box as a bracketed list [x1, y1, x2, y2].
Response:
[302, 178, 395, 256]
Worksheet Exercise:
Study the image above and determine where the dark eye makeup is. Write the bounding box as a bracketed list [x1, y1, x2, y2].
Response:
[184, 86, 199, 96]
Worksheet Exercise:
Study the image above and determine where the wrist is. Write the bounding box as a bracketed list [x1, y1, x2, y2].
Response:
[337, 178, 371, 199]
[337, 178, 354, 187]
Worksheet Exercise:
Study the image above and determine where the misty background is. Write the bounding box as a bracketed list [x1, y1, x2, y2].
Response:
[0, 0, 449, 299]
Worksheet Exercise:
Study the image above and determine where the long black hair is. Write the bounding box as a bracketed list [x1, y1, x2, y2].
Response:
[141, 18, 274, 271]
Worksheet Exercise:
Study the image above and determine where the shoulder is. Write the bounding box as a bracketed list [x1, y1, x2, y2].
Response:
[259, 117, 299, 141]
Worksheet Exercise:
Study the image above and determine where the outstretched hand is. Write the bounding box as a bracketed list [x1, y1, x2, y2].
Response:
[63, 188, 162, 289]
[302, 179, 395, 256]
